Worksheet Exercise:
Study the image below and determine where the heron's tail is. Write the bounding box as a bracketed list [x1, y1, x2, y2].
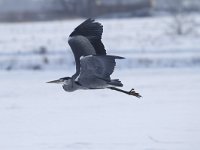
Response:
[108, 79, 123, 87]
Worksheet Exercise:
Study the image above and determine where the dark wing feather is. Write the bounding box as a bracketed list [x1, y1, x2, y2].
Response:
[69, 18, 106, 55]
[88, 38, 106, 55]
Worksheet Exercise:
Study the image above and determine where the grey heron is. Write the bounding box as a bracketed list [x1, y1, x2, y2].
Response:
[47, 19, 141, 98]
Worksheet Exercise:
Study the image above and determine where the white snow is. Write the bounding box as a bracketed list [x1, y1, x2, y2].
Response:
[0, 16, 200, 70]
[0, 11, 200, 150]
[0, 17, 200, 53]
[0, 69, 200, 150]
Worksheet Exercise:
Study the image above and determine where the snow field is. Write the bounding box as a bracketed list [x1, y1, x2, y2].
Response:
[0, 69, 200, 150]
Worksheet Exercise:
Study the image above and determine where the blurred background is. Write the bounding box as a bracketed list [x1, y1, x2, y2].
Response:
[0, 0, 200, 150]
[0, 0, 200, 70]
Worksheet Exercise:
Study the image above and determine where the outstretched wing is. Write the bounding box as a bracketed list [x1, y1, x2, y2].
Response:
[78, 55, 124, 86]
[69, 18, 106, 55]
[68, 19, 106, 79]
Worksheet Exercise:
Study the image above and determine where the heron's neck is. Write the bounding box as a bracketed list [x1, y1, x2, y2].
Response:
[62, 80, 82, 92]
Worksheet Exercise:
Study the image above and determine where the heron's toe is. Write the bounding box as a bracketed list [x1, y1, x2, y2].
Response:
[129, 89, 142, 98]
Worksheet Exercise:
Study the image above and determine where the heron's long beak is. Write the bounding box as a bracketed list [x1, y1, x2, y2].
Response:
[46, 79, 61, 84]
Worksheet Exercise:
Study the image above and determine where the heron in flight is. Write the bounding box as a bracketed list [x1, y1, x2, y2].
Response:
[47, 19, 141, 98]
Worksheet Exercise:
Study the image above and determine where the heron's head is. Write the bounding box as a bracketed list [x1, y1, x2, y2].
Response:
[46, 77, 72, 84]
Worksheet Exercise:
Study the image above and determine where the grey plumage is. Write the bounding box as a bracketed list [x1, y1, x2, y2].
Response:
[69, 18, 106, 55]
[47, 19, 141, 98]
[78, 55, 124, 89]
[68, 19, 106, 79]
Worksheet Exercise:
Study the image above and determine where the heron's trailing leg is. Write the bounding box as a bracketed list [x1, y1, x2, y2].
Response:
[108, 87, 142, 98]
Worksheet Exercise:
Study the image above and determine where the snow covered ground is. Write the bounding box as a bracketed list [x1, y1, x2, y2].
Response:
[0, 69, 200, 150]
[1, 16, 200, 53]
[0, 16, 200, 70]
[0, 16, 200, 149]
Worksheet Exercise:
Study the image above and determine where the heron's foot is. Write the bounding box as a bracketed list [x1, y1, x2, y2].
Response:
[129, 88, 142, 98]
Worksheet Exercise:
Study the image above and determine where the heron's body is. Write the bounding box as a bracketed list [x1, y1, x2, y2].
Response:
[47, 19, 141, 98]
